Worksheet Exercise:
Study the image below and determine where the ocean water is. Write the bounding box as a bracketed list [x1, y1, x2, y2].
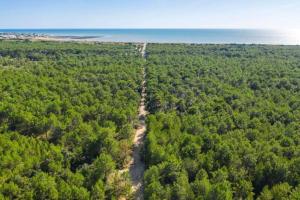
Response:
[0, 29, 300, 44]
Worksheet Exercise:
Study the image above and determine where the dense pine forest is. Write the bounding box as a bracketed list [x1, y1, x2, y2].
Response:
[0, 41, 144, 199]
[0, 41, 300, 200]
[144, 44, 300, 199]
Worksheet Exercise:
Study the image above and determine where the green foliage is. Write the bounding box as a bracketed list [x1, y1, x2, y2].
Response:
[144, 44, 300, 199]
[0, 41, 143, 199]
[1, 41, 300, 199]
[91, 180, 105, 200]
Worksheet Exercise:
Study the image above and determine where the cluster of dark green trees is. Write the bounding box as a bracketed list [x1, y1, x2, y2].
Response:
[144, 44, 300, 199]
[1, 41, 300, 200]
[0, 40, 144, 199]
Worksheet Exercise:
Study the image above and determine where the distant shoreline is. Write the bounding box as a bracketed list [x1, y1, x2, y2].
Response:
[1, 29, 299, 45]
[0, 32, 101, 42]
[0, 31, 299, 45]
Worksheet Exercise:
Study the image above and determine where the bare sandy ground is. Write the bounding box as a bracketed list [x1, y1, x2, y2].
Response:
[129, 43, 148, 200]
[117, 43, 147, 200]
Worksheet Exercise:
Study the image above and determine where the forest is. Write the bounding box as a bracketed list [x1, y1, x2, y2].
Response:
[143, 44, 300, 199]
[0, 40, 144, 199]
[0, 41, 300, 200]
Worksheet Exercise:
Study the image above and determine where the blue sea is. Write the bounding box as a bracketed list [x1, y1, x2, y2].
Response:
[0, 29, 300, 44]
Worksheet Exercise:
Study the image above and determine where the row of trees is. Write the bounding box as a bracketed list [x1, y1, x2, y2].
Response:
[143, 44, 300, 199]
[0, 40, 144, 199]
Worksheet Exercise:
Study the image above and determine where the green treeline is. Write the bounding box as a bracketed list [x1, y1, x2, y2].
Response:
[1, 41, 300, 200]
[0, 40, 143, 199]
[144, 44, 300, 199]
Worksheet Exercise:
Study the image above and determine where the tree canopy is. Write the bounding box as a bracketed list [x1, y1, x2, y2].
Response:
[0, 40, 144, 199]
[144, 44, 300, 199]
[1, 41, 300, 199]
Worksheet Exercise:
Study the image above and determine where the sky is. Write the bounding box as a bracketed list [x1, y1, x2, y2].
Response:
[0, 0, 300, 29]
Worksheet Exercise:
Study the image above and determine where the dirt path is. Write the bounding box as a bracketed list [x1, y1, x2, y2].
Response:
[129, 43, 147, 200]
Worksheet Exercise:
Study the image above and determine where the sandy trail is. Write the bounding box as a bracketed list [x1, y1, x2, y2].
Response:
[129, 43, 147, 200]
[116, 43, 147, 200]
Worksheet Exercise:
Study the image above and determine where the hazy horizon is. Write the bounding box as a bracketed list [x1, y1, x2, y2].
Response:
[0, 28, 299, 30]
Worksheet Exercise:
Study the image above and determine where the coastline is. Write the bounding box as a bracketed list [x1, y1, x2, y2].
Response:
[0, 32, 299, 46]
[0, 32, 101, 42]
[1, 29, 299, 45]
